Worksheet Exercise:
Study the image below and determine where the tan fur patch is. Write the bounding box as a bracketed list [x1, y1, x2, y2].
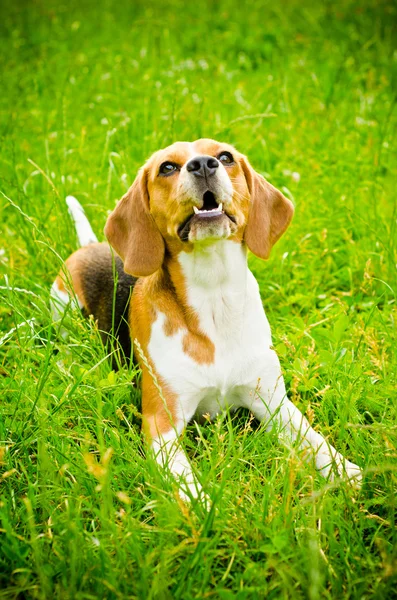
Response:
[141, 374, 178, 441]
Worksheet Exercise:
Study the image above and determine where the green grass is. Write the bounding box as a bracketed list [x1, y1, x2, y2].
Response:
[1, 0, 397, 597]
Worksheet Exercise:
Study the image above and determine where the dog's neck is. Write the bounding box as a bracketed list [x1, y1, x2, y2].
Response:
[172, 239, 248, 291]
[159, 240, 251, 335]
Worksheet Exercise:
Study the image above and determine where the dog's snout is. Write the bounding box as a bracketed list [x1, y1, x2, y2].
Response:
[186, 155, 219, 178]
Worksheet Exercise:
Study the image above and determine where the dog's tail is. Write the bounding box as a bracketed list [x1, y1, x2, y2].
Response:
[66, 195, 98, 247]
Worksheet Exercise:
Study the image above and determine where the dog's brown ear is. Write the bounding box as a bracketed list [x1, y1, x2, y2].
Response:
[242, 158, 294, 260]
[104, 168, 164, 277]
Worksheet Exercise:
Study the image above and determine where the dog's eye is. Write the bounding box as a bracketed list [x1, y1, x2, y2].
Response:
[217, 151, 234, 165]
[159, 162, 179, 176]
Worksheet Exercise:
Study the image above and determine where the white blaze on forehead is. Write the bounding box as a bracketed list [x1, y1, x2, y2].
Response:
[178, 143, 215, 165]
[187, 142, 198, 160]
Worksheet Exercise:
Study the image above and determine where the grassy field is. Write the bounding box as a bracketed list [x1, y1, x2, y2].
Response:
[1, 0, 397, 597]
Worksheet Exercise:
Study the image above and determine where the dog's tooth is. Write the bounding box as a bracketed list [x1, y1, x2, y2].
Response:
[193, 206, 199, 214]
[218, 203, 223, 212]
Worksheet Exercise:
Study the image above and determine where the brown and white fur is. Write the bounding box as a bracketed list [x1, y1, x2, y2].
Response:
[51, 139, 362, 502]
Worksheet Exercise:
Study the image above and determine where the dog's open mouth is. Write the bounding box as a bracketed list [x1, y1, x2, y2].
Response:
[194, 191, 222, 215]
[177, 191, 236, 241]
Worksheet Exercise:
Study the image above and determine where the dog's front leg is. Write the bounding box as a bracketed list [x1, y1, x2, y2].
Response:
[151, 428, 202, 503]
[141, 372, 203, 503]
[244, 350, 362, 484]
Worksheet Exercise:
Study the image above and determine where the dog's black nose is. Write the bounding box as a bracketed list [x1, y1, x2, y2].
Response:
[186, 155, 219, 178]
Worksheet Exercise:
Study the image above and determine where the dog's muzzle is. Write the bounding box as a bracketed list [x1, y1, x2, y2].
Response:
[177, 189, 236, 242]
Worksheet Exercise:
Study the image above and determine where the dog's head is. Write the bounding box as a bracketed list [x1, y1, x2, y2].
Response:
[104, 139, 294, 276]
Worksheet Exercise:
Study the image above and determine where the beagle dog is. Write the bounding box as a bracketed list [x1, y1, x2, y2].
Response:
[52, 139, 362, 501]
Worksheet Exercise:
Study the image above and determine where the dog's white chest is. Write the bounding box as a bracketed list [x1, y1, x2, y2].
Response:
[147, 241, 273, 421]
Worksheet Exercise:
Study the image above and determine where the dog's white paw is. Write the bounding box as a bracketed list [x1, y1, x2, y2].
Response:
[318, 448, 362, 487]
[178, 482, 211, 510]
[328, 453, 363, 487]
[340, 459, 362, 487]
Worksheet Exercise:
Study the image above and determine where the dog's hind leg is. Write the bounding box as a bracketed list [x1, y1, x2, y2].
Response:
[50, 274, 83, 336]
